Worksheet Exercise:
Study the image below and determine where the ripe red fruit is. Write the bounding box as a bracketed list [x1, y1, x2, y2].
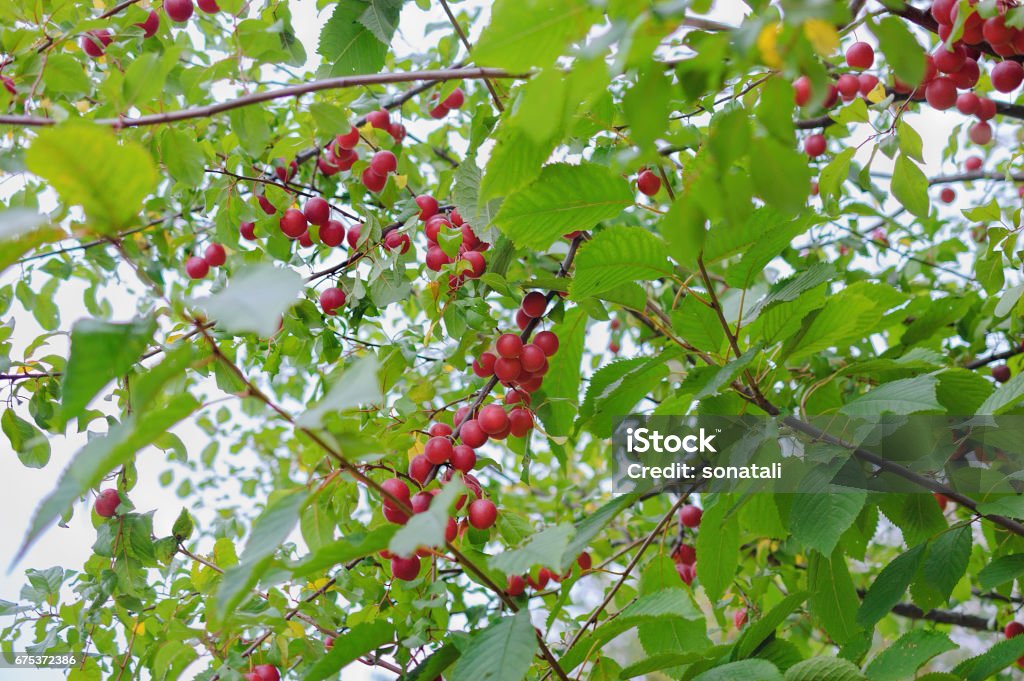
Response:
[346, 223, 363, 250]
[424, 216, 450, 242]
[496, 333, 523, 358]
[508, 408, 533, 437]
[674, 543, 697, 565]
[478, 405, 509, 435]
[519, 344, 546, 373]
[676, 562, 696, 585]
[956, 92, 980, 115]
[507, 574, 526, 596]
[426, 246, 450, 271]
[325, 636, 334, 650]
[845, 41, 874, 69]
[515, 309, 531, 331]
[320, 220, 345, 247]
[969, 121, 993, 146]
[984, 16, 1014, 45]
[993, 60, 1024, 93]
[383, 230, 410, 254]
[533, 331, 559, 356]
[577, 552, 592, 571]
[965, 156, 982, 172]
[679, 504, 703, 528]
[451, 444, 477, 472]
[429, 423, 453, 437]
[425, 436, 454, 465]
[521, 292, 548, 319]
[836, 74, 860, 99]
[993, 365, 1011, 383]
[734, 608, 748, 629]
[204, 243, 226, 267]
[381, 477, 410, 504]
[409, 454, 432, 485]
[333, 129, 359, 154]
[939, 187, 955, 204]
[279, 208, 307, 239]
[468, 498, 498, 529]
[95, 489, 121, 517]
[505, 389, 530, 406]
[415, 195, 439, 220]
[977, 97, 997, 120]
[185, 256, 209, 279]
[370, 150, 397, 175]
[366, 109, 390, 129]
[137, 10, 160, 37]
[81, 29, 113, 58]
[857, 74, 879, 97]
[823, 84, 839, 108]
[494, 357, 522, 382]
[527, 567, 552, 590]
[473, 352, 497, 378]
[361, 168, 387, 192]
[443, 88, 465, 109]
[389, 122, 406, 142]
[951, 58, 980, 89]
[303, 197, 330, 226]
[257, 194, 276, 215]
[319, 287, 346, 314]
[392, 555, 421, 581]
[383, 500, 409, 525]
[803, 134, 826, 158]
[1006, 621, 1024, 639]
[636, 169, 661, 196]
[429, 103, 449, 119]
[931, 0, 955, 23]
[196, 0, 219, 12]
[793, 75, 811, 106]
[462, 251, 486, 278]
[239, 221, 256, 241]
[411, 491, 433, 514]
[298, 231, 313, 248]
[459, 419, 488, 448]
[924, 77, 956, 110]
[934, 492, 949, 511]
[164, 0, 194, 22]
[253, 665, 280, 681]
[933, 44, 965, 74]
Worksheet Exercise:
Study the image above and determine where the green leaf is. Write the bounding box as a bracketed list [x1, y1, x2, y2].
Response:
[389, 479, 463, 558]
[493, 163, 633, 251]
[25, 124, 157, 231]
[14, 394, 198, 567]
[473, 0, 595, 71]
[977, 371, 1024, 414]
[407, 644, 461, 681]
[172, 508, 194, 541]
[784, 657, 866, 681]
[954, 634, 1024, 681]
[559, 493, 638, 572]
[291, 526, 396, 577]
[489, 523, 573, 575]
[577, 355, 671, 437]
[808, 548, 861, 645]
[748, 136, 811, 215]
[318, 0, 389, 75]
[298, 354, 383, 429]
[871, 16, 926, 87]
[672, 295, 725, 352]
[161, 128, 206, 186]
[692, 660, 783, 681]
[453, 156, 501, 236]
[569, 226, 673, 301]
[197, 264, 303, 338]
[864, 630, 955, 681]
[890, 154, 930, 218]
[450, 610, 537, 681]
[536, 307, 587, 438]
[212, 490, 309, 624]
[694, 495, 741, 602]
[61, 317, 156, 426]
[301, 621, 394, 681]
[623, 65, 672, 151]
[911, 525, 971, 609]
[2, 409, 51, 468]
[856, 544, 925, 628]
[619, 654, 704, 679]
[791, 490, 866, 557]
[978, 553, 1024, 590]
[735, 591, 809, 660]
[357, 0, 404, 44]
[840, 375, 942, 418]
[819, 148, 854, 200]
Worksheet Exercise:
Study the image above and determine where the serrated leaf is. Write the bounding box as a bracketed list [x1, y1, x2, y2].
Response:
[784, 656, 865, 681]
[317, 0, 388, 75]
[569, 226, 673, 301]
[695, 495, 741, 602]
[808, 548, 861, 645]
[302, 620, 394, 681]
[473, 0, 595, 71]
[450, 610, 537, 681]
[791, 490, 866, 556]
[911, 525, 970, 609]
[693, 660, 783, 681]
[493, 163, 633, 251]
[357, 0, 403, 44]
[489, 523, 573, 575]
[864, 630, 955, 681]
[298, 354, 383, 429]
[840, 375, 942, 417]
[856, 544, 925, 628]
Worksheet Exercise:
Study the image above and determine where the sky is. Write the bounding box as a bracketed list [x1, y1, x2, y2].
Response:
[0, 0, 1010, 679]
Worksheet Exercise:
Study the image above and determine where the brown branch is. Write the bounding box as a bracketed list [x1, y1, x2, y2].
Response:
[966, 346, 1022, 370]
[438, 0, 504, 111]
[99, 0, 142, 19]
[0, 68, 527, 128]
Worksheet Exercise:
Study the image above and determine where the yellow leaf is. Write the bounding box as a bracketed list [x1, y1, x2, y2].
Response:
[93, 0, 105, 8]
[310, 577, 332, 591]
[393, 174, 408, 190]
[75, 100, 90, 113]
[286, 621, 305, 637]
[133, 621, 145, 635]
[757, 23, 783, 68]
[408, 438, 424, 457]
[803, 19, 839, 57]
[867, 81, 887, 104]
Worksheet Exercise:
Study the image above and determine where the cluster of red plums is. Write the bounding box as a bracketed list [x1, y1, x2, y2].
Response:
[428, 88, 467, 119]
[505, 551, 593, 597]
[185, 242, 226, 279]
[672, 504, 702, 585]
[79, 0, 225, 59]
[416, 197, 491, 289]
[798, 0, 1024, 160]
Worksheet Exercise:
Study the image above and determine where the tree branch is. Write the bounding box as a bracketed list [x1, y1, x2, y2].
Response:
[0, 68, 527, 128]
